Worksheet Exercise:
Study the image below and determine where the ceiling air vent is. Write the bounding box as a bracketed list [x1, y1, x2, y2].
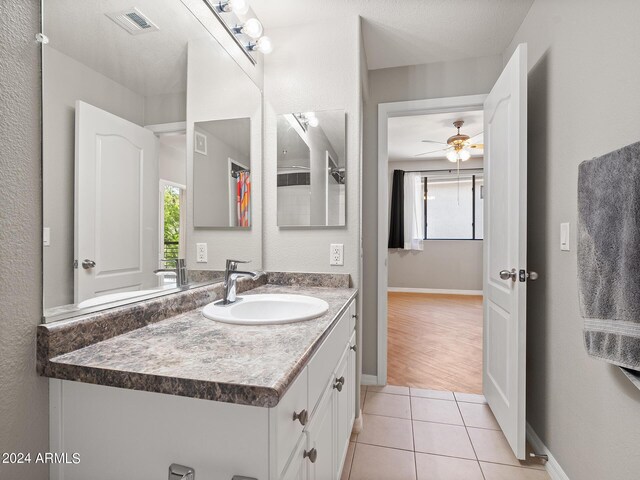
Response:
[106, 7, 159, 35]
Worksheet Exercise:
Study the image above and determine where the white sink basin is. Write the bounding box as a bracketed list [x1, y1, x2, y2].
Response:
[202, 294, 329, 325]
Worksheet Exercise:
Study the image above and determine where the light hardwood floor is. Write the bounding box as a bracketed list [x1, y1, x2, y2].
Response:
[387, 292, 483, 394]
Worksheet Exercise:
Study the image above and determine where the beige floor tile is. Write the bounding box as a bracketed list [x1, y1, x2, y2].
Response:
[410, 388, 455, 401]
[360, 387, 366, 409]
[416, 453, 484, 480]
[349, 443, 416, 480]
[367, 384, 410, 395]
[458, 402, 500, 430]
[411, 397, 463, 425]
[480, 462, 551, 480]
[468, 427, 520, 466]
[363, 392, 411, 419]
[340, 442, 356, 480]
[357, 414, 414, 451]
[454, 392, 487, 404]
[412, 421, 476, 460]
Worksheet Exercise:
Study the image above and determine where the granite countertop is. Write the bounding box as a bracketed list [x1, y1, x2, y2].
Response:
[44, 284, 357, 408]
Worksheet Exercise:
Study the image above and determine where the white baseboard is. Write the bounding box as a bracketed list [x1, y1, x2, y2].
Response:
[361, 374, 379, 386]
[388, 287, 483, 296]
[526, 423, 570, 480]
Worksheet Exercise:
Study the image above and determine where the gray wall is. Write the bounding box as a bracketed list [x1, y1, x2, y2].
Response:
[387, 158, 483, 291]
[362, 57, 503, 375]
[507, 0, 640, 478]
[0, 1, 49, 479]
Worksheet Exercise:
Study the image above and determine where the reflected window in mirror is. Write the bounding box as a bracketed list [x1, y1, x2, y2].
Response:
[277, 110, 346, 227]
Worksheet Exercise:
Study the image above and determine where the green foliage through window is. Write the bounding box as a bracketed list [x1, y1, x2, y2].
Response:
[163, 186, 181, 259]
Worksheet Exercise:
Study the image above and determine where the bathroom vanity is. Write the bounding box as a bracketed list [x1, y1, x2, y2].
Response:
[38, 276, 357, 480]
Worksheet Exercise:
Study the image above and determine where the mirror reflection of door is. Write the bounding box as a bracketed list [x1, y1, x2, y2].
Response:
[74, 101, 160, 305]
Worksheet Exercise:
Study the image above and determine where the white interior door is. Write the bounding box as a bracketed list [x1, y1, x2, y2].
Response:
[483, 43, 528, 459]
[75, 101, 159, 303]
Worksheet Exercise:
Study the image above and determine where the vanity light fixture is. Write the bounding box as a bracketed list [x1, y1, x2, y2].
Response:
[233, 18, 263, 39]
[246, 35, 273, 54]
[216, 0, 249, 15]
[294, 112, 319, 131]
[203, 0, 272, 65]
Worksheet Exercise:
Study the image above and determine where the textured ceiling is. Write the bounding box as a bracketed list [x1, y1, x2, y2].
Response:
[250, 0, 533, 70]
[388, 110, 483, 161]
[43, 0, 211, 96]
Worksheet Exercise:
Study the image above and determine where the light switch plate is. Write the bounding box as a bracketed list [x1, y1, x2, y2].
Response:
[43, 227, 50, 247]
[330, 244, 344, 266]
[196, 243, 208, 263]
[560, 222, 570, 251]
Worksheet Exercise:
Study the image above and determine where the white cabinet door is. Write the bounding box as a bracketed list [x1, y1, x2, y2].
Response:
[281, 434, 308, 480]
[334, 343, 353, 478]
[483, 43, 528, 459]
[307, 391, 334, 480]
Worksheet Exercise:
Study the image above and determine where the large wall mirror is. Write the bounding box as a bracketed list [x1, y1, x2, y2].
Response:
[277, 110, 346, 227]
[42, 0, 262, 321]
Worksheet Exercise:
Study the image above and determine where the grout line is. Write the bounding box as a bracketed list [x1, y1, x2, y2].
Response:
[455, 395, 487, 480]
[410, 391, 418, 480]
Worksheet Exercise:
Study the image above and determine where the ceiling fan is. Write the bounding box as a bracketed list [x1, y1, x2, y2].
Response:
[416, 120, 484, 162]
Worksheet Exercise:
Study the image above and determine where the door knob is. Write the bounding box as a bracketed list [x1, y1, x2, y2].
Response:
[499, 268, 517, 282]
[304, 448, 317, 463]
[82, 259, 96, 269]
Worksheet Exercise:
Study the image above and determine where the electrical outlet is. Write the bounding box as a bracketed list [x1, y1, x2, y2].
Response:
[330, 244, 344, 266]
[196, 243, 208, 263]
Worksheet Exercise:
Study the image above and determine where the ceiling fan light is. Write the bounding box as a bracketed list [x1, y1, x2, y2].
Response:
[446, 150, 458, 162]
[459, 149, 471, 161]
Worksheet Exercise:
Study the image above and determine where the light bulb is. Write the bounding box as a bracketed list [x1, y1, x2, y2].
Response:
[459, 149, 471, 161]
[307, 116, 319, 128]
[242, 18, 263, 39]
[446, 150, 458, 162]
[227, 0, 249, 15]
[255, 36, 273, 54]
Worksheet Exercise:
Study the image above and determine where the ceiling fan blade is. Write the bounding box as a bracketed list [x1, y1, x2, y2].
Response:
[421, 140, 448, 145]
[469, 144, 484, 149]
[414, 147, 449, 157]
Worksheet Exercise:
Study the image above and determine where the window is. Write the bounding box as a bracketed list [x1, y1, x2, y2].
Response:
[423, 172, 483, 240]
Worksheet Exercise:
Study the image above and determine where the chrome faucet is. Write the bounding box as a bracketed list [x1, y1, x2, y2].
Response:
[154, 258, 188, 287]
[221, 259, 263, 305]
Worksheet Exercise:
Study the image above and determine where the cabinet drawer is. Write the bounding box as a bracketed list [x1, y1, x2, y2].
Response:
[308, 305, 350, 414]
[348, 300, 356, 332]
[275, 366, 308, 477]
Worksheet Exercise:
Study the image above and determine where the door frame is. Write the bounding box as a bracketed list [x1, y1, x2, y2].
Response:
[376, 94, 487, 385]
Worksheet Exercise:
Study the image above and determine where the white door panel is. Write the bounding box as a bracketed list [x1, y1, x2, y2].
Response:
[483, 43, 528, 459]
[75, 101, 159, 303]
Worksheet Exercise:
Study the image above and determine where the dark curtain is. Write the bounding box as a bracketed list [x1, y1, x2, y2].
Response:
[388, 170, 404, 248]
